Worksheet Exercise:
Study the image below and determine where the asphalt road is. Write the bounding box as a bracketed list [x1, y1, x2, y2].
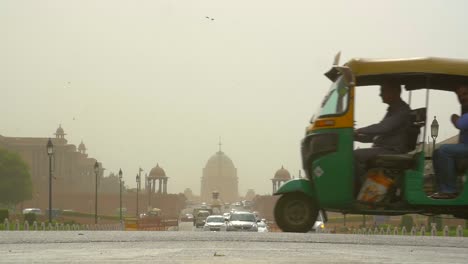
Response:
[1, 223, 467, 263]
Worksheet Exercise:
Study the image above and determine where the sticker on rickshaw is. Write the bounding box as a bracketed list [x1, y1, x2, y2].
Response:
[314, 166, 324, 178]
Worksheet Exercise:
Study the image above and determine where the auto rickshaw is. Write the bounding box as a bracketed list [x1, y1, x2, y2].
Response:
[274, 55, 468, 232]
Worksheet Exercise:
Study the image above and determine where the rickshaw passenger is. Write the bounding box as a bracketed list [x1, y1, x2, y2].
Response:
[430, 84, 468, 199]
[353, 81, 411, 191]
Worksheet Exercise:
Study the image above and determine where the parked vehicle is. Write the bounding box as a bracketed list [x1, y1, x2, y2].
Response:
[226, 211, 258, 232]
[194, 210, 211, 228]
[274, 56, 468, 232]
[257, 220, 269, 232]
[202, 215, 227, 231]
[192, 207, 213, 226]
[22, 208, 43, 215]
[45, 208, 63, 218]
[180, 213, 194, 222]
[140, 208, 163, 226]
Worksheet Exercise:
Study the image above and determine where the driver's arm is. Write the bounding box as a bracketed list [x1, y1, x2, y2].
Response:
[354, 131, 374, 143]
[356, 109, 410, 136]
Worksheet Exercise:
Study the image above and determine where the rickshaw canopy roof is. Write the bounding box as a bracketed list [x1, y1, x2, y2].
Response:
[329, 57, 468, 91]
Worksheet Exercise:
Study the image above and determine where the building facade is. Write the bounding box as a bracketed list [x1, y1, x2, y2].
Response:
[200, 149, 239, 203]
[0, 126, 103, 209]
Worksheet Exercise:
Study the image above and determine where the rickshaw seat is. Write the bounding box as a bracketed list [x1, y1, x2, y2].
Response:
[369, 153, 416, 170]
[368, 108, 426, 170]
[406, 107, 426, 151]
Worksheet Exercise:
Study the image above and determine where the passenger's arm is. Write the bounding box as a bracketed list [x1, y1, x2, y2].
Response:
[451, 114, 459, 127]
[455, 113, 468, 130]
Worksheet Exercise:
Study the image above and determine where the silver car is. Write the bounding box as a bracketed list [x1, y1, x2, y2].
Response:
[257, 220, 269, 232]
[226, 211, 258, 232]
[203, 215, 227, 231]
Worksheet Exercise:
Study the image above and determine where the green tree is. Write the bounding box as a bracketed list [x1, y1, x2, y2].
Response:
[427, 215, 443, 231]
[0, 148, 32, 205]
[400, 215, 414, 230]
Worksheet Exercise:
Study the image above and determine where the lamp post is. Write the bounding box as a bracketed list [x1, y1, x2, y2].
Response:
[136, 173, 141, 218]
[46, 138, 54, 223]
[119, 169, 123, 223]
[146, 173, 151, 210]
[94, 161, 99, 224]
[431, 116, 439, 153]
[429, 116, 439, 224]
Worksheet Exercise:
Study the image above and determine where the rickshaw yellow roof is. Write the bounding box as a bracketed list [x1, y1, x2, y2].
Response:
[346, 57, 468, 77]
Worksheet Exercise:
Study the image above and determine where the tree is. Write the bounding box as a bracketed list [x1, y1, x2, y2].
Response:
[400, 215, 415, 230]
[427, 215, 443, 231]
[0, 148, 32, 205]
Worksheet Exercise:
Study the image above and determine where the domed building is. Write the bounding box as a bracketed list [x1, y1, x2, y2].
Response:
[148, 164, 168, 195]
[200, 146, 239, 203]
[55, 124, 66, 139]
[78, 140, 87, 156]
[271, 166, 291, 193]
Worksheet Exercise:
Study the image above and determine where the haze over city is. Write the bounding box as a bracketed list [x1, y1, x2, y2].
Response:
[2, 0, 468, 195]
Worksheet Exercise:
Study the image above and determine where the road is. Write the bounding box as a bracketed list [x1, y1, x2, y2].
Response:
[1, 223, 467, 263]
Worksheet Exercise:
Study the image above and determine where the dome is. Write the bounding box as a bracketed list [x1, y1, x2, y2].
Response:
[205, 151, 235, 170]
[149, 164, 166, 178]
[55, 125, 66, 136]
[274, 166, 291, 180]
[78, 140, 86, 151]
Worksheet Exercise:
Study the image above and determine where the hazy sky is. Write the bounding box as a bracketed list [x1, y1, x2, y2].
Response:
[2, 0, 468, 196]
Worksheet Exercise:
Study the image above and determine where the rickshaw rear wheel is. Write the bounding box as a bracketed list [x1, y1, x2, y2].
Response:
[274, 192, 318, 233]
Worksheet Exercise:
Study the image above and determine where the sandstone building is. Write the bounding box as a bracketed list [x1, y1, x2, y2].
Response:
[200, 146, 239, 203]
[0, 125, 103, 209]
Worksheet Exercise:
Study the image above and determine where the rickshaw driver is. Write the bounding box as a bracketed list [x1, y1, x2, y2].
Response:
[431, 84, 468, 199]
[353, 81, 411, 193]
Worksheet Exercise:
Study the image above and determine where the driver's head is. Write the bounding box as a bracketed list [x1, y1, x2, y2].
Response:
[454, 84, 468, 107]
[380, 81, 402, 105]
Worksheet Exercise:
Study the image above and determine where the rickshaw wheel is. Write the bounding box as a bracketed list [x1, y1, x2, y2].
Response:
[274, 192, 318, 233]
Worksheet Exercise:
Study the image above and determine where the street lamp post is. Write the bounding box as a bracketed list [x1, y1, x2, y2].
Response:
[46, 138, 54, 223]
[431, 116, 439, 153]
[146, 173, 151, 210]
[119, 169, 123, 223]
[94, 161, 99, 224]
[136, 172, 141, 218]
[430, 116, 439, 223]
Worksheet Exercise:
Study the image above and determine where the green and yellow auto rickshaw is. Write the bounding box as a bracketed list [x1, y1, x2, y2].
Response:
[274, 56, 468, 232]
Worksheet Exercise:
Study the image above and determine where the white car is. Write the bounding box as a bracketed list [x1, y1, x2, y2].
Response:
[22, 208, 43, 215]
[257, 220, 269, 232]
[203, 215, 227, 231]
[226, 211, 258, 232]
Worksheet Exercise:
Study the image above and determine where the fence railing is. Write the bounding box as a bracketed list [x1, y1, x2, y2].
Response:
[317, 224, 465, 237]
[3, 217, 465, 236]
[1, 218, 124, 231]
[268, 222, 465, 237]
